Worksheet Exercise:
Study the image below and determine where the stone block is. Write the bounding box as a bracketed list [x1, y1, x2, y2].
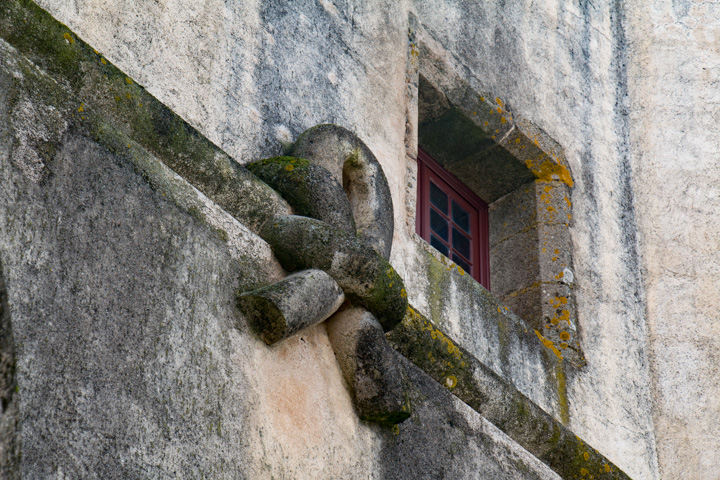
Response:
[499, 286, 543, 328]
[237, 269, 345, 345]
[534, 181, 571, 226]
[326, 307, 411, 425]
[489, 226, 541, 298]
[489, 181, 537, 247]
[260, 215, 408, 331]
[536, 223, 574, 283]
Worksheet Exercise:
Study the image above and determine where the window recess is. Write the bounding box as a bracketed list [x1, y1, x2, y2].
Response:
[416, 147, 490, 289]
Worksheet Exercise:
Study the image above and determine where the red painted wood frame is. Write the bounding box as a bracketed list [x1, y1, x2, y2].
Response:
[416, 147, 491, 290]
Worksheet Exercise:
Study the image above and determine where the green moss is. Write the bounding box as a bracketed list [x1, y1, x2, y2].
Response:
[247, 156, 314, 213]
[1, 0, 288, 234]
[259, 215, 405, 330]
[388, 306, 631, 479]
[424, 249, 448, 326]
[361, 410, 411, 426]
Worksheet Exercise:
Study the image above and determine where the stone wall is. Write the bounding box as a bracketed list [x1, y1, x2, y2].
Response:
[3, 0, 719, 478]
[0, 30, 564, 478]
[626, 2, 720, 478]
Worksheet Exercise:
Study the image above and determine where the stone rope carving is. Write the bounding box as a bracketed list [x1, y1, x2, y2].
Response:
[238, 124, 410, 425]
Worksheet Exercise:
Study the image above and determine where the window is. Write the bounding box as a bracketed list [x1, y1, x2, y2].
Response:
[416, 147, 490, 289]
[411, 44, 582, 363]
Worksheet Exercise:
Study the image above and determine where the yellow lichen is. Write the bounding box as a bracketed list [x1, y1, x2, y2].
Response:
[63, 32, 73, 44]
[534, 330, 563, 360]
[524, 154, 574, 187]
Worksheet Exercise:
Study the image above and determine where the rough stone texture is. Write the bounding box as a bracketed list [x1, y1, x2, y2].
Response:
[0, 41, 380, 478]
[388, 307, 630, 480]
[0, 32, 566, 479]
[10, 0, 720, 478]
[0, 0, 292, 235]
[247, 156, 357, 235]
[238, 269, 345, 345]
[260, 215, 408, 332]
[0, 262, 19, 480]
[326, 307, 410, 425]
[292, 124, 396, 260]
[625, 2, 720, 478]
[381, 353, 562, 480]
[403, 4, 659, 478]
[489, 180, 580, 361]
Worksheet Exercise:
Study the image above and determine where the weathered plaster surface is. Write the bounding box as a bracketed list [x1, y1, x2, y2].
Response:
[12, 0, 717, 478]
[0, 34, 569, 478]
[625, 2, 720, 478]
[407, 2, 658, 478]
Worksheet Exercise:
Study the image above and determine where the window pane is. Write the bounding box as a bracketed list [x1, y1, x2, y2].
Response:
[452, 253, 472, 275]
[452, 227, 471, 260]
[430, 181, 448, 214]
[430, 208, 448, 240]
[452, 200, 470, 234]
[430, 234, 449, 256]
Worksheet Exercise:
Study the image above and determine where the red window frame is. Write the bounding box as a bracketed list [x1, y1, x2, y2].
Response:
[416, 148, 490, 290]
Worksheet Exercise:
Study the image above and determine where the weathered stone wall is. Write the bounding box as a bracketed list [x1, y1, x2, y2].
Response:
[625, 2, 720, 478]
[0, 261, 19, 479]
[408, 3, 659, 479]
[24, 0, 661, 478]
[6, 0, 720, 478]
[0, 27, 563, 479]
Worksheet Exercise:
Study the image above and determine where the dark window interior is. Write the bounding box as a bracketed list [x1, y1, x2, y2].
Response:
[416, 147, 490, 289]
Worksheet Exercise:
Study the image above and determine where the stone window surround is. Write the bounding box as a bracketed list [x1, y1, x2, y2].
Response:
[415, 146, 491, 288]
[404, 22, 584, 365]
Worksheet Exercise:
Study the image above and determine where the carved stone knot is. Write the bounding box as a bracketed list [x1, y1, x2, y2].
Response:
[238, 124, 410, 425]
